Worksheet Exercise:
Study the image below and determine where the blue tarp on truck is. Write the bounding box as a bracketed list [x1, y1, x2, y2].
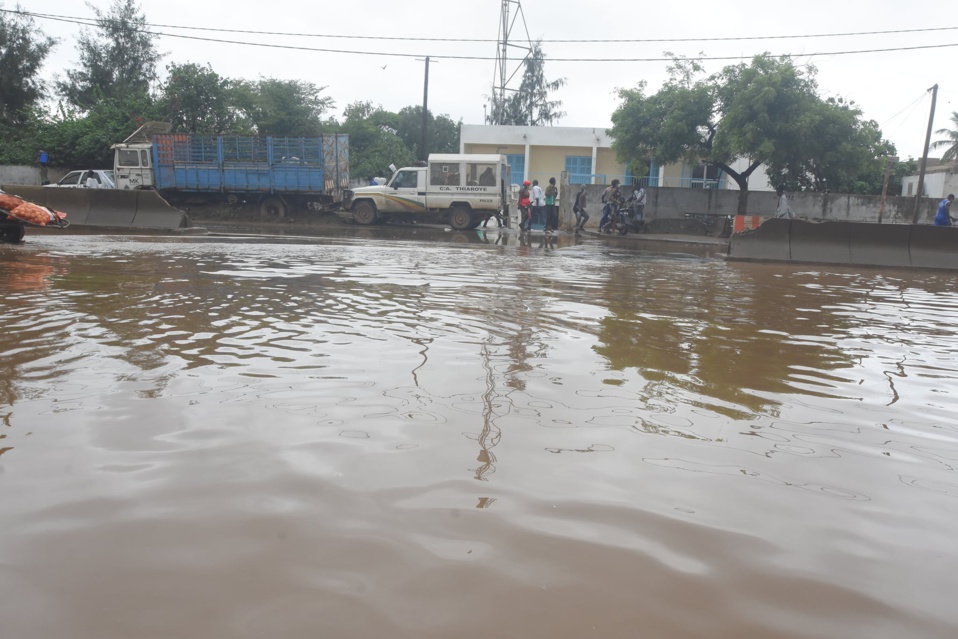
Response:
[151, 134, 349, 209]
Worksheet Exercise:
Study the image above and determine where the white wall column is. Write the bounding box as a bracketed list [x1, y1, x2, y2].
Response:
[524, 141, 531, 183]
[591, 141, 598, 185]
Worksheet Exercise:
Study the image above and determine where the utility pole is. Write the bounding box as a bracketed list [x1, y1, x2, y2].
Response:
[912, 83, 938, 224]
[420, 56, 431, 162]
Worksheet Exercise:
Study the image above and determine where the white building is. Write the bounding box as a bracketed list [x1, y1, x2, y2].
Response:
[460, 124, 775, 192]
[901, 160, 958, 197]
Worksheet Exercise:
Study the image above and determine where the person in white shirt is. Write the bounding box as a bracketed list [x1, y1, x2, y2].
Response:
[634, 185, 646, 220]
[776, 187, 794, 218]
[85, 172, 100, 189]
[531, 180, 544, 227]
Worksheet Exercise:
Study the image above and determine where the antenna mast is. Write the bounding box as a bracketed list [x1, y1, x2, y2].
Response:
[490, 0, 532, 125]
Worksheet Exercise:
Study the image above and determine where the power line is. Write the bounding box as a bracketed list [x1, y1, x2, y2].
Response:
[6, 9, 958, 44]
[6, 9, 958, 62]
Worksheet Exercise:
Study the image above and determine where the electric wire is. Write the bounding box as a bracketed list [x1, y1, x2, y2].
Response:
[6, 8, 958, 44]
[5, 9, 958, 62]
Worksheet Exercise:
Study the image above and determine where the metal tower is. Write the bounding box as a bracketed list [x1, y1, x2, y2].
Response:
[489, 0, 533, 125]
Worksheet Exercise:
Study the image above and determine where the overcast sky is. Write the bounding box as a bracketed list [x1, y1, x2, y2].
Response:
[12, 0, 958, 160]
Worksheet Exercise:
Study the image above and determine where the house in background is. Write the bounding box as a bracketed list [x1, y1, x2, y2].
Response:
[460, 124, 774, 192]
[901, 159, 958, 197]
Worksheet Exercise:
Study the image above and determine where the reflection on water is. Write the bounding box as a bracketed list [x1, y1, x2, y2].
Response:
[2, 231, 958, 638]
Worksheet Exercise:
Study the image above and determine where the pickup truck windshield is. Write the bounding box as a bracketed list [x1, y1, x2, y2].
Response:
[393, 171, 418, 188]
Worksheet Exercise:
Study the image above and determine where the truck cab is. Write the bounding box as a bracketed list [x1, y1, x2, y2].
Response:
[345, 154, 511, 229]
[112, 142, 155, 190]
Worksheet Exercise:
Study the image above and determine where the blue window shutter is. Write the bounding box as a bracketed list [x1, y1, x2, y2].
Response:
[505, 154, 525, 184]
[564, 156, 592, 184]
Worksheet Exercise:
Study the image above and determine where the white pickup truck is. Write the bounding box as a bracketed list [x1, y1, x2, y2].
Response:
[343, 154, 511, 229]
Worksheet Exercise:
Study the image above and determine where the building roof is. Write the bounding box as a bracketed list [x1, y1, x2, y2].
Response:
[461, 124, 614, 148]
[429, 153, 505, 163]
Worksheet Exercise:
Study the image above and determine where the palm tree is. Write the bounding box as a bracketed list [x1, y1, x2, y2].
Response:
[931, 111, 958, 162]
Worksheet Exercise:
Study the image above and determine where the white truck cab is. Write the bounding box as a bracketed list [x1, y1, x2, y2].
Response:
[112, 142, 155, 190]
[344, 154, 511, 229]
[111, 122, 171, 190]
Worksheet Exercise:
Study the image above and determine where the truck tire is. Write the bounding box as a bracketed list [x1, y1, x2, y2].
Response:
[0, 222, 25, 244]
[448, 206, 473, 231]
[260, 196, 287, 218]
[353, 201, 377, 225]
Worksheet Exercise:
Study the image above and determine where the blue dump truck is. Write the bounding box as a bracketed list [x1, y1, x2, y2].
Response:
[112, 125, 349, 217]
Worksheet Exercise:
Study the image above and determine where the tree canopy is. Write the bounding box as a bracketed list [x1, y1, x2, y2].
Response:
[487, 41, 565, 126]
[0, 3, 56, 126]
[156, 62, 240, 135]
[932, 111, 958, 163]
[610, 53, 895, 212]
[56, 0, 161, 111]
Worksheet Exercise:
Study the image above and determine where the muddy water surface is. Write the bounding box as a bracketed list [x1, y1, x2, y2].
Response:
[1, 229, 957, 638]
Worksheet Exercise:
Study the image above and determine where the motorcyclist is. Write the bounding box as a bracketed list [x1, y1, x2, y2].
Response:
[599, 180, 623, 234]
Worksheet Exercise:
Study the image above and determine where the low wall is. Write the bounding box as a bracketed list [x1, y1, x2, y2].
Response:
[1, 185, 190, 229]
[0, 165, 69, 186]
[728, 218, 958, 270]
[550, 178, 942, 231]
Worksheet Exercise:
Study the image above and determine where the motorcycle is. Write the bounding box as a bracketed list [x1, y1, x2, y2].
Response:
[602, 192, 645, 236]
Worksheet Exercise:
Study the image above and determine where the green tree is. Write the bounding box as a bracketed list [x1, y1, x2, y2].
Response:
[233, 78, 333, 136]
[157, 62, 244, 134]
[56, 0, 161, 110]
[610, 53, 892, 213]
[394, 106, 461, 157]
[931, 111, 958, 163]
[44, 93, 161, 166]
[0, 3, 57, 125]
[338, 101, 414, 179]
[487, 41, 565, 126]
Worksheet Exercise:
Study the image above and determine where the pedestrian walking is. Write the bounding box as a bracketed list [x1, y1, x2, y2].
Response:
[776, 186, 795, 219]
[544, 177, 558, 232]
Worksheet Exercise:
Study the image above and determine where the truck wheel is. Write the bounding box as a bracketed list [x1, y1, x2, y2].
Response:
[260, 196, 287, 218]
[353, 201, 377, 225]
[0, 222, 25, 244]
[448, 206, 473, 231]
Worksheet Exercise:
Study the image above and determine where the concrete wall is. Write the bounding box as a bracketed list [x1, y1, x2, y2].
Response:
[0, 165, 69, 186]
[544, 181, 944, 230]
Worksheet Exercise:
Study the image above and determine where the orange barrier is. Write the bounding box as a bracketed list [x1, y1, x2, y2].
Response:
[733, 215, 766, 233]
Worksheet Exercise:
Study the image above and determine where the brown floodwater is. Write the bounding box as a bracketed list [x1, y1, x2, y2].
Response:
[1, 227, 957, 638]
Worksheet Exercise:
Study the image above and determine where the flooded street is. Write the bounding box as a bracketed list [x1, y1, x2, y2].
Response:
[2, 228, 957, 638]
